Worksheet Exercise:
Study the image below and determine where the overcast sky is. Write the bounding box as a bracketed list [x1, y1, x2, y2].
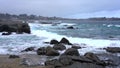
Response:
[0, 0, 120, 18]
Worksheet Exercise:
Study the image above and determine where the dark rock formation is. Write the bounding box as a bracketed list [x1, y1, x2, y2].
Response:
[45, 55, 105, 68]
[63, 48, 80, 56]
[72, 45, 81, 49]
[46, 46, 60, 56]
[2, 32, 11, 35]
[67, 26, 74, 29]
[105, 47, 120, 53]
[60, 37, 72, 45]
[84, 52, 105, 65]
[0, 20, 31, 34]
[50, 39, 59, 44]
[9, 55, 20, 58]
[37, 47, 46, 55]
[53, 44, 66, 51]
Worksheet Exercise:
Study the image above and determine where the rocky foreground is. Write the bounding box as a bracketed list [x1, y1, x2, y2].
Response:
[1, 38, 119, 68]
[0, 20, 31, 35]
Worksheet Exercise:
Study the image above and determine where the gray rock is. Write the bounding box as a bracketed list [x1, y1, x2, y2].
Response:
[60, 37, 72, 45]
[53, 44, 66, 51]
[37, 47, 46, 55]
[50, 39, 59, 44]
[72, 45, 81, 49]
[63, 48, 80, 56]
[105, 47, 120, 53]
[46, 46, 60, 56]
[84, 52, 105, 66]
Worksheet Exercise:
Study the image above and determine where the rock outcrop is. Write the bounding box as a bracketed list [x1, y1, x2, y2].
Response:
[0, 20, 31, 34]
[60, 37, 72, 45]
[53, 44, 66, 51]
[37, 46, 60, 56]
[63, 48, 80, 56]
[105, 47, 120, 53]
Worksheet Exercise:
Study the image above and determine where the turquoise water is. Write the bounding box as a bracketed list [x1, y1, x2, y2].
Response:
[39, 21, 120, 40]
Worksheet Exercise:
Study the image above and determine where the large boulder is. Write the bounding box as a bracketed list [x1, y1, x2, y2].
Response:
[37, 47, 46, 55]
[53, 44, 66, 51]
[105, 47, 120, 53]
[84, 52, 105, 65]
[16, 23, 31, 34]
[60, 37, 72, 45]
[0, 20, 31, 34]
[46, 46, 60, 56]
[59, 62, 105, 68]
[50, 39, 59, 44]
[63, 48, 80, 56]
[59, 56, 73, 66]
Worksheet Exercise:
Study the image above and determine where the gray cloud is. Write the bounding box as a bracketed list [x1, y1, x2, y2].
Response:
[0, 0, 120, 18]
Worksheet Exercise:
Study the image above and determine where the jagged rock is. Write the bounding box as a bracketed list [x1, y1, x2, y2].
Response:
[63, 48, 80, 56]
[37, 47, 46, 55]
[50, 39, 59, 44]
[9, 55, 20, 58]
[105, 47, 120, 53]
[53, 44, 66, 50]
[46, 46, 60, 56]
[60, 37, 72, 45]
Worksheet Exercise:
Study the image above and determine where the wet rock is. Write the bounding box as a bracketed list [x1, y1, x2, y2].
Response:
[37, 47, 46, 55]
[53, 44, 66, 50]
[2, 32, 11, 35]
[67, 26, 74, 29]
[84, 52, 105, 65]
[50, 39, 59, 44]
[105, 47, 120, 53]
[0, 20, 31, 34]
[22, 47, 35, 52]
[72, 45, 81, 49]
[60, 37, 72, 45]
[46, 46, 60, 56]
[63, 48, 80, 56]
[9, 55, 20, 58]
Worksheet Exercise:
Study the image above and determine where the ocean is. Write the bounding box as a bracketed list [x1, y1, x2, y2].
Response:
[0, 20, 120, 55]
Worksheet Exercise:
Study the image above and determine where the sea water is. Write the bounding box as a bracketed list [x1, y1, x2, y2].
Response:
[0, 20, 120, 55]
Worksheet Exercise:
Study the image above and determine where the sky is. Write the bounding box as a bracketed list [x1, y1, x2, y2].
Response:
[0, 0, 120, 18]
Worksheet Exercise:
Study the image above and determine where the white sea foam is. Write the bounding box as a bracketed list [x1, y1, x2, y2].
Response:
[30, 23, 120, 48]
[0, 23, 120, 55]
[59, 23, 76, 26]
[115, 25, 120, 27]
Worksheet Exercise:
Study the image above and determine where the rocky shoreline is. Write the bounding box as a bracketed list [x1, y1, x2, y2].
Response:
[0, 37, 119, 68]
[0, 20, 31, 35]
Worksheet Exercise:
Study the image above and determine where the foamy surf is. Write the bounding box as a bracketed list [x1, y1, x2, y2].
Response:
[29, 23, 120, 54]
